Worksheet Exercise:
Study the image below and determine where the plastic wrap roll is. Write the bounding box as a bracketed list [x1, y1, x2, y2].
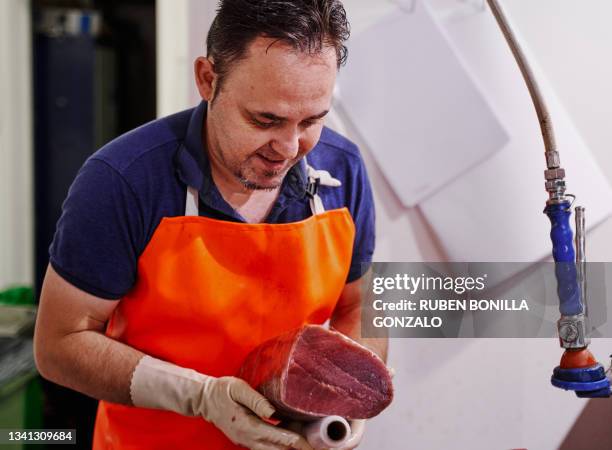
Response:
[302, 416, 351, 449]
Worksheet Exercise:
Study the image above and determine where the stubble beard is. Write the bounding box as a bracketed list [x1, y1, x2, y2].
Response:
[235, 166, 287, 191]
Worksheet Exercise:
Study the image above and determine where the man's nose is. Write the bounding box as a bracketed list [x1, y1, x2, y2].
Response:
[270, 126, 300, 159]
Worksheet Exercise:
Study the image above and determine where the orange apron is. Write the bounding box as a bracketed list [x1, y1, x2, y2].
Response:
[92, 165, 356, 449]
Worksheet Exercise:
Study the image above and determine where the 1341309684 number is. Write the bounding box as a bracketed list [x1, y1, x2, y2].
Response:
[1, 429, 76, 444]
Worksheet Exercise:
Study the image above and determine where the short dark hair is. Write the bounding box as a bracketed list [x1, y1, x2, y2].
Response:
[206, 0, 350, 85]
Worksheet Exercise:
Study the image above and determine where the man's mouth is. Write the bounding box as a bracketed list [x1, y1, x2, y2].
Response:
[254, 153, 287, 172]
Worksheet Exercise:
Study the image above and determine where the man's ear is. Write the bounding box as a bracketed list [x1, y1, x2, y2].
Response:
[194, 56, 218, 102]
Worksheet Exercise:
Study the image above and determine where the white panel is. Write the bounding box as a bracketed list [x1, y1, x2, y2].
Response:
[156, 0, 218, 116]
[362, 338, 590, 450]
[337, 0, 508, 207]
[0, 0, 33, 287]
[156, 0, 191, 116]
[419, 2, 612, 263]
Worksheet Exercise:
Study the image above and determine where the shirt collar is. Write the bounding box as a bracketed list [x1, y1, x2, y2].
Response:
[174, 101, 308, 199]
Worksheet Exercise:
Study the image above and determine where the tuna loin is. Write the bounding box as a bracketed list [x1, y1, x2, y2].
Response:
[238, 325, 393, 420]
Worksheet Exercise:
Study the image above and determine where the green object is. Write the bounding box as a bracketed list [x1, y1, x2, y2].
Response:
[0, 288, 43, 449]
[0, 287, 35, 306]
[0, 372, 43, 450]
[0, 287, 36, 337]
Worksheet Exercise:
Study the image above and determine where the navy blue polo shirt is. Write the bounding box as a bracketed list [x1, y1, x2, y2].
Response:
[49, 102, 375, 300]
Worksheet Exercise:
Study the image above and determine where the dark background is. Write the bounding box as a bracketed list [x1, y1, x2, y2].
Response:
[32, 1, 156, 447]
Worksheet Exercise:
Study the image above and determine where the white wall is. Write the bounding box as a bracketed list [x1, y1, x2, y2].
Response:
[0, 0, 33, 289]
[157, 1, 612, 448]
[156, 0, 191, 117]
[156, 0, 216, 117]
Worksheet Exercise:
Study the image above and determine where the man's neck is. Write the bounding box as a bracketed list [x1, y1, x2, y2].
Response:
[215, 172, 281, 223]
[207, 152, 280, 223]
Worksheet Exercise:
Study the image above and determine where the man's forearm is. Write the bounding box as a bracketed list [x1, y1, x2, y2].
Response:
[36, 329, 143, 405]
[330, 270, 389, 362]
[330, 304, 388, 363]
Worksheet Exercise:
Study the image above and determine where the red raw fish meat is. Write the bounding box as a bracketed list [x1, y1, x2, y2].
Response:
[238, 325, 393, 420]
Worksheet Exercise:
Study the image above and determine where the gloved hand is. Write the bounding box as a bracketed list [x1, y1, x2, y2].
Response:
[130, 355, 313, 450]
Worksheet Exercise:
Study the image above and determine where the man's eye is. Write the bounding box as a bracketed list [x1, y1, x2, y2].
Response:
[300, 120, 318, 128]
[252, 119, 275, 129]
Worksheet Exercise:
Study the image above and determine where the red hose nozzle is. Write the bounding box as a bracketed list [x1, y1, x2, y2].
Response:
[559, 348, 597, 369]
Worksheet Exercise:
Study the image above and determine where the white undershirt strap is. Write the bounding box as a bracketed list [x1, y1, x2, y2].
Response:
[185, 186, 199, 216]
[309, 192, 326, 216]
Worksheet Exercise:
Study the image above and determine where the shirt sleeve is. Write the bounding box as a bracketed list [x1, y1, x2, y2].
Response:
[346, 152, 376, 283]
[49, 157, 144, 299]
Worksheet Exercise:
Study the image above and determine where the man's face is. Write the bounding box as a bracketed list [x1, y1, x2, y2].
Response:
[199, 37, 337, 190]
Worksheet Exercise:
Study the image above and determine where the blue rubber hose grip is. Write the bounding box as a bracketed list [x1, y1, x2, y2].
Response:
[545, 202, 582, 316]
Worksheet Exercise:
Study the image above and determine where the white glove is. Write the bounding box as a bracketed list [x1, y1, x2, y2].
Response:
[130, 355, 313, 450]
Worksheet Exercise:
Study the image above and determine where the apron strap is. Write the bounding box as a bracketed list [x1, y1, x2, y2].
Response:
[185, 186, 200, 216]
[183, 159, 342, 217]
[304, 157, 342, 216]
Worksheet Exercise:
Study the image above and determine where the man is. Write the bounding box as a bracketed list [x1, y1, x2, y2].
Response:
[34, 1, 386, 449]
